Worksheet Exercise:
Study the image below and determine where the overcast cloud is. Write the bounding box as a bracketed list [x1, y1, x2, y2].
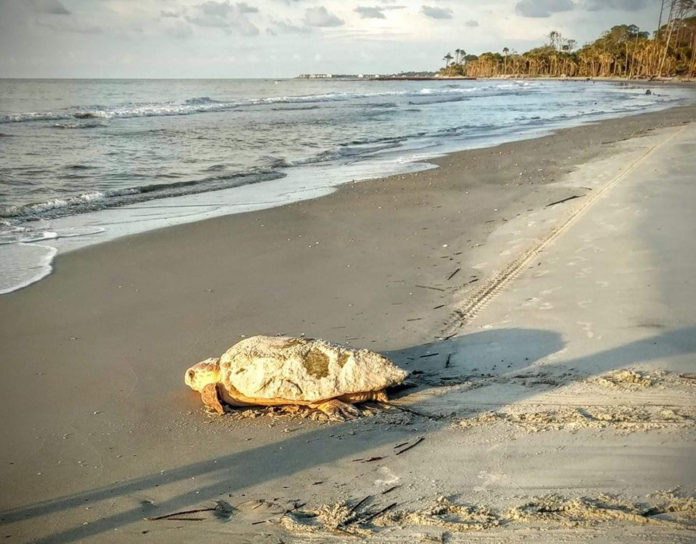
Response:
[355, 6, 386, 19]
[0, 0, 665, 78]
[421, 5, 454, 19]
[515, 0, 574, 18]
[27, 0, 72, 15]
[584, 0, 651, 11]
[304, 6, 344, 27]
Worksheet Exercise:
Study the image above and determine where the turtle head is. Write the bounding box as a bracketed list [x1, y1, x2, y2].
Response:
[185, 357, 221, 392]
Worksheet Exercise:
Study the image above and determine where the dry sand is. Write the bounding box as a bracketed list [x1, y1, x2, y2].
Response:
[1, 106, 696, 543]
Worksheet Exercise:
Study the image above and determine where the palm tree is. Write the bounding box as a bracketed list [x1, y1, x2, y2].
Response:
[658, 0, 668, 34]
[562, 39, 576, 52]
[549, 30, 561, 50]
[502, 47, 510, 74]
[443, 52, 454, 67]
[658, 0, 695, 76]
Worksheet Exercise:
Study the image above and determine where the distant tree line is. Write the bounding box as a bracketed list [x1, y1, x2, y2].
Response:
[440, 1, 696, 79]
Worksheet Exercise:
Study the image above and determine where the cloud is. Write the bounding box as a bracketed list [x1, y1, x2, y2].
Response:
[355, 6, 386, 19]
[583, 0, 648, 11]
[237, 2, 259, 14]
[421, 5, 453, 19]
[269, 18, 310, 33]
[36, 18, 102, 34]
[165, 21, 194, 39]
[465, 19, 479, 27]
[515, 0, 575, 18]
[16, 0, 110, 35]
[354, 5, 405, 19]
[28, 0, 71, 15]
[161, 10, 182, 18]
[304, 6, 344, 27]
[185, 1, 260, 36]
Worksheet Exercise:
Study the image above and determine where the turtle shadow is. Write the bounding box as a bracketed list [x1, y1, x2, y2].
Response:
[387, 326, 696, 400]
[385, 327, 566, 396]
[3, 326, 695, 544]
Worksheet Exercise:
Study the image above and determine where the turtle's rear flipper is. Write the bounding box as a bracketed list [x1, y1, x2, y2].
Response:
[311, 399, 360, 421]
[201, 383, 226, 415]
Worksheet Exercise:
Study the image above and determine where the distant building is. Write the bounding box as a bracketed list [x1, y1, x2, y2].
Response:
[297, 73, 334, 79]
[296, 73, 385, 80]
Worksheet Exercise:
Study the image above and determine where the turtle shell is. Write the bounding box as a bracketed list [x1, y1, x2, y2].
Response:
[219, 335, 407, 402]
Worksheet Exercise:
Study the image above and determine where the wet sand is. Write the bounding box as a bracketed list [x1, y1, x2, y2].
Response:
[1, 106, 696, 543]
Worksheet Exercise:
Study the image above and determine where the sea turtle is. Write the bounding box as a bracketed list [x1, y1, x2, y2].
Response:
[185, 335, 408, 420]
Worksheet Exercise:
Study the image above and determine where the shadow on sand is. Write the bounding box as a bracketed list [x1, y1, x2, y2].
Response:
[2, 326, 695, 543]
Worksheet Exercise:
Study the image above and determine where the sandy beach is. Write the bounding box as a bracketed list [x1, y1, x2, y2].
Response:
[1, 105, 696, 543]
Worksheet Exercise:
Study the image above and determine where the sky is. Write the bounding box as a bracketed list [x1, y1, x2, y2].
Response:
[0, 0, 664, 78]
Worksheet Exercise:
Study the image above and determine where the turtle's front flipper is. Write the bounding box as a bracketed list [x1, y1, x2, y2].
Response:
[201, 383, 226, 415]
[311, 399, 361, 421]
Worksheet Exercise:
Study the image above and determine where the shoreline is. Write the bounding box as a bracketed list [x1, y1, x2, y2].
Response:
[1, 106, 696, 542]
[3, 103, 696, 312]
[2, 85, 695, 296]
[299, 75, 696, 84]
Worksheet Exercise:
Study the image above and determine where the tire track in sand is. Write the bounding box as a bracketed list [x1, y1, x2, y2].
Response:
[445, 124, 689, 330]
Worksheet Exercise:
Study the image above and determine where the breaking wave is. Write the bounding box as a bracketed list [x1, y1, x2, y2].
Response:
[1, 170, 286, 221]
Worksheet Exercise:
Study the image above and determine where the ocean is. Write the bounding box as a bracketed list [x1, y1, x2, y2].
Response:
[1, 78, 693, 293]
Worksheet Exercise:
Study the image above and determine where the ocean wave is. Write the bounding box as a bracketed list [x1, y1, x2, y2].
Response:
[3, 192, 106, 218]
[204, 163, 229, 172]
[53, 121, 107, 129]
[65, 164, 98, 170]
[1, 170, 285, 221]
[73, 111, 108, 119]
[270, 105, 321, 111]
[1, 112, 67, 123]
[183, 96, 221, 105]
[286, 135, 412, 167]
[336, 141, 404, 158]
[259, 155, 291, 169]
[16, 231, 59, 243]
[0, 225, 106, 247]
[419, 86, 476, 94]
[345, 134, 412, 146]
[364, 102, 398, 109]
[408, 95, 471, 106]
[0, 85, 543, 124]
